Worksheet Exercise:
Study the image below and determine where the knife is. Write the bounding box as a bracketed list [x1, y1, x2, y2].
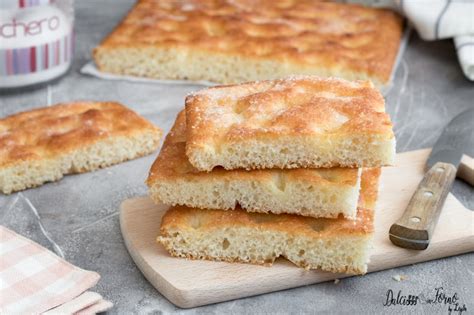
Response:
[389, 107, 474, 250]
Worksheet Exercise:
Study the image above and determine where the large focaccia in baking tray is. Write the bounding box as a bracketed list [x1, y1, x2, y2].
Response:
[94, 0, 403, 85]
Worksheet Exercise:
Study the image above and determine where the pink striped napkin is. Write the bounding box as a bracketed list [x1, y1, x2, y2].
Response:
[0, 226, 107, 314]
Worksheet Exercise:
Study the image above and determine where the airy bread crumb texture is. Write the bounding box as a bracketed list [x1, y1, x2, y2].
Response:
[0, 101, 162, 194]
[1, 134, 158, 194]
[159, 227, 372, 274]
[147, 110, 362, 219]
[158, 207, 375, 275]
[95, 47, 389, 87]
[188, 134, 395, 171]
[149, 175, 361, 219]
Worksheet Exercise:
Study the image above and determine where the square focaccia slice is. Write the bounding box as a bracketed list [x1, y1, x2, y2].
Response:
[185, 76, 395, 171]
[0, 101, 162, 194]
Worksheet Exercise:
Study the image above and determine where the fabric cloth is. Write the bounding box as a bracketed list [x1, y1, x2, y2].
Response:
[398, 0, 474, 80]
[0, 226, 112, 314]
[454, 35, 474, 80]
[350, 0, 474, 80]
[44, 291, 113, 315]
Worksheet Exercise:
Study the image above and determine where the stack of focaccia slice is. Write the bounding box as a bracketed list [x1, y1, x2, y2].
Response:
[147, 76, 395, 275]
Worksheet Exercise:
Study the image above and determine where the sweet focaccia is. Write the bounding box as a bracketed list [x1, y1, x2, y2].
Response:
[157, 168, 381, 275]
[148, 111, 362, 219]
[0, 102, 162, 194]
[185, 76, 395, 171]
[93, 0, 403, 86]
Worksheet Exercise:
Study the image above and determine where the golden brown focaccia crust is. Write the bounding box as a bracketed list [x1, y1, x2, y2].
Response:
[0, 101, 162, 194]
[185, 76, 395, 171]
[94, 0, 403, 85]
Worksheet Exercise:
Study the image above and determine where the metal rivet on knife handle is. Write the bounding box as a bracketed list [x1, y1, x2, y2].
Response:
[389, 162, 457, 250]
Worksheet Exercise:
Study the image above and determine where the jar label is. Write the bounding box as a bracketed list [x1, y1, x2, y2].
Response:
[0, 1, 53, 10]
[0, 31, 74, 76]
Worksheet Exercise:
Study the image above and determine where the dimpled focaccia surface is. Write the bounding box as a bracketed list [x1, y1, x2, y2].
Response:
[0, 101, 162, 194]
[94, 0, 403, 85]
[185, 76, 395, 171]
[147, 110, 362, 219]
[157, 168, 381, 274]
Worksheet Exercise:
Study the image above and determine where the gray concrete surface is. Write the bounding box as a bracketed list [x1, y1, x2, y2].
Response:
[1, 1, 473, 314]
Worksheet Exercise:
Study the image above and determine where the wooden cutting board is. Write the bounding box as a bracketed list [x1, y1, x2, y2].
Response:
[120, 149, 474, 308]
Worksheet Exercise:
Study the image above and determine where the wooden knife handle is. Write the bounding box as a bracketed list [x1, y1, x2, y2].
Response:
[389, 162, 457, 250]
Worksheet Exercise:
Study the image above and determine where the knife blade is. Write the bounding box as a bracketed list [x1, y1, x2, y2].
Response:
[427, 108, 474, 171]
[389, 107, 474, 250]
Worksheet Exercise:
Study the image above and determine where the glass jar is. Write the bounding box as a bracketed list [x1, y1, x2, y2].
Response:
[0, 0, 74, 89]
